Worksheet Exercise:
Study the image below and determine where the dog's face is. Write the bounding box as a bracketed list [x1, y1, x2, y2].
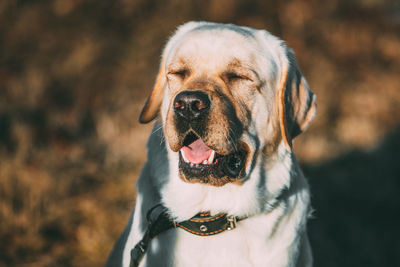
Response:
[164, 30, 264, 186]
[140, 22, 316, 187]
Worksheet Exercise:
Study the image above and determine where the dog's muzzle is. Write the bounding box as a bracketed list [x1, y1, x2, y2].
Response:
[171, 90, 247, 185]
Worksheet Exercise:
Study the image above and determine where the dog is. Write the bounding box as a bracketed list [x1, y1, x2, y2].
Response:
[106, 21, 316, 267]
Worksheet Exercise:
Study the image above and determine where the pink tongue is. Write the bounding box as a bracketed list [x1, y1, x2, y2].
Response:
[181, 139, 212, 164]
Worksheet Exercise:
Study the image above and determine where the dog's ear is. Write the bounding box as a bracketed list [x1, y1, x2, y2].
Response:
[278, 47, 317, 151]
[139, 58, 167, 124]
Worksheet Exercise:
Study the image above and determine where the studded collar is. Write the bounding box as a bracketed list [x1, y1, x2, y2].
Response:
[130, 204, 246, 267]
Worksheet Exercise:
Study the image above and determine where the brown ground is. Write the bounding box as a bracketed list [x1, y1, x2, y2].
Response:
[0, 0, 399, 266]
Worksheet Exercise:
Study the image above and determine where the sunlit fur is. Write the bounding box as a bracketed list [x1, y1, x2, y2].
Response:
[107, 21, 316, 267]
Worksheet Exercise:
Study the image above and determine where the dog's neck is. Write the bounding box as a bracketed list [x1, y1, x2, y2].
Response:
[145, 127, 300, 221]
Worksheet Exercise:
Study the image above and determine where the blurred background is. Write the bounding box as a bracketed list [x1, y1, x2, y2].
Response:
[1, 0, 399, 266]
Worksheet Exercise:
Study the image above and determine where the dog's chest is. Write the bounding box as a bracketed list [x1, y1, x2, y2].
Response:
[173, 229, 261, 266]
[144, 214, 292, 267]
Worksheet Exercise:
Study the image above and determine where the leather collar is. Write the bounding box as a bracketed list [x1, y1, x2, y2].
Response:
[130, 204, 246, 267]
[176, 211, 243, 236]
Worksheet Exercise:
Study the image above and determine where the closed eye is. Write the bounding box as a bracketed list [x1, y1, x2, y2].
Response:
[168, 69, 188, 79]
[227, 73, 242, 80]
[224, 72, 252, 82]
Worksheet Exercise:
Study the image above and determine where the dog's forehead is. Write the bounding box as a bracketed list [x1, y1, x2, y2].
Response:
[168, 28, 260, 69]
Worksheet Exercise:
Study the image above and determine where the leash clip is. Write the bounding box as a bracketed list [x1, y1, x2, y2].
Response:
[226, 215, 237, 230]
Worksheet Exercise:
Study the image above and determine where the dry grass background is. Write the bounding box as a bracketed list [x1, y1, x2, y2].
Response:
[0, 0, 399, 266]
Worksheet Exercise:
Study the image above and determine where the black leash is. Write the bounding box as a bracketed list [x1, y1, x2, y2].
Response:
[130, 204, 246, 267]
[130, 204, 174, 267]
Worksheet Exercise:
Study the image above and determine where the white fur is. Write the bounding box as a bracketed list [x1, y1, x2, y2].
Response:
[109, 21, 314, 267]
[121, 134, 311, 267]
[122, 193, 143, 267]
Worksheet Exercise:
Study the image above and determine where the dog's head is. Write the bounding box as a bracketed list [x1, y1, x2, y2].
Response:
[139, 22, 316, 187]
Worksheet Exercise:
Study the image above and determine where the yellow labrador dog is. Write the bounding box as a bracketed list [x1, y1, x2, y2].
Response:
[107, 21, 316, 267]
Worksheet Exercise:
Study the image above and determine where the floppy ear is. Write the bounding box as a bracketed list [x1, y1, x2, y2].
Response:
[139, 58, 167, 124]
[278, 48, 317, 151]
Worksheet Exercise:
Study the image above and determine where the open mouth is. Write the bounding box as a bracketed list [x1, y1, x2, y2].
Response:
[178, 132, 247, 181]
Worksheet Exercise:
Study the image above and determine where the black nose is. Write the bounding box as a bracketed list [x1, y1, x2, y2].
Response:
[173, 91, 211, 120]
